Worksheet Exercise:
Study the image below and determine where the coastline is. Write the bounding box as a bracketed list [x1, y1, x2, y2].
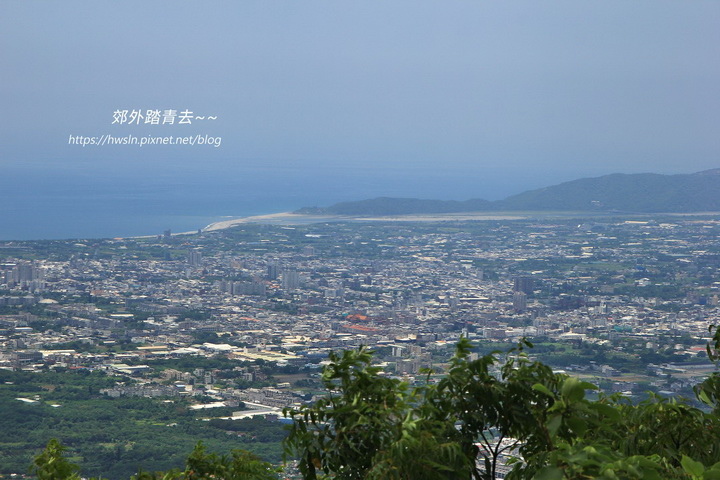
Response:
[170, 209, 720, 237]
[199, 211, 531, 233]
[202, 212, 304, 231]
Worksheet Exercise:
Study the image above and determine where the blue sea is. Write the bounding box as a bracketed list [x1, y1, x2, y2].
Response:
[0, 164, 553, 241]
[1, 169, 330, 240]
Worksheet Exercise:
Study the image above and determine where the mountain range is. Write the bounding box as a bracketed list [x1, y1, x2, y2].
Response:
[296, 169, 720, 215]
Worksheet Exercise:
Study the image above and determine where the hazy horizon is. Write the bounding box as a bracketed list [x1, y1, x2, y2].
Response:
[2, 1, 719, 239]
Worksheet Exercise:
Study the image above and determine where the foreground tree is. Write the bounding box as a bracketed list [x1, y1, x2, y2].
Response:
[283, 337, 720, 479]
[31, 329, 720, 479]
[283, 346, 471, 479]
[31, 439, 81, 480]
[32, 441, 279, 480]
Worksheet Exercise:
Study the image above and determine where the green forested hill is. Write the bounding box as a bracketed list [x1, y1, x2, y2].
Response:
[0, 370, 285, 479]
[499, 170, 720, 212]
[299, 169, 720, 215]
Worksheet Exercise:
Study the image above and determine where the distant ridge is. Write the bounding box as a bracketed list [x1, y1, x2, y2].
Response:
[296, 169, 720, 215]
[297, 197, 493, 216]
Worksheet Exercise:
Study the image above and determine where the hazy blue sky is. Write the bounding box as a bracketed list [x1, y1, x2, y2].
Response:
[2, 1, 719, 203]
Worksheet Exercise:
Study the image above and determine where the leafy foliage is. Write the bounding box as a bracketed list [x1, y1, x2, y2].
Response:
[284, 338, 720, 479]
[0, 370, 284, 478]
[26, 334, 720, 479]
[31, 439, 81, 480]
[31, 440, 279, 480]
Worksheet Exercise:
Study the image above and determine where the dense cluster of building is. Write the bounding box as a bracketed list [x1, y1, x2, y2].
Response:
[2, 216, 720, 410]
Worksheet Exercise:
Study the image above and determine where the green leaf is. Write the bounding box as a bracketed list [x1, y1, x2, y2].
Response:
[561, 377, 585, 402]
[566, 417, 587, 436]
[681, 455, 705, 477]
[704, 470, 720, 480]
[532, 383, 554, 397]
[533, 466, 563, 480]
[577, 381, 599, 391]
[547, 414, 562, 437]
[590, 402, 621, 421]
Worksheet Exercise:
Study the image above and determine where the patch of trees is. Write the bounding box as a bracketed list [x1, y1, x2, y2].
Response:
[0, 372, 284, 478]
[21, 330, 720, 478]
[283, 336, 720, 479]
[32, 439, 279, 480]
